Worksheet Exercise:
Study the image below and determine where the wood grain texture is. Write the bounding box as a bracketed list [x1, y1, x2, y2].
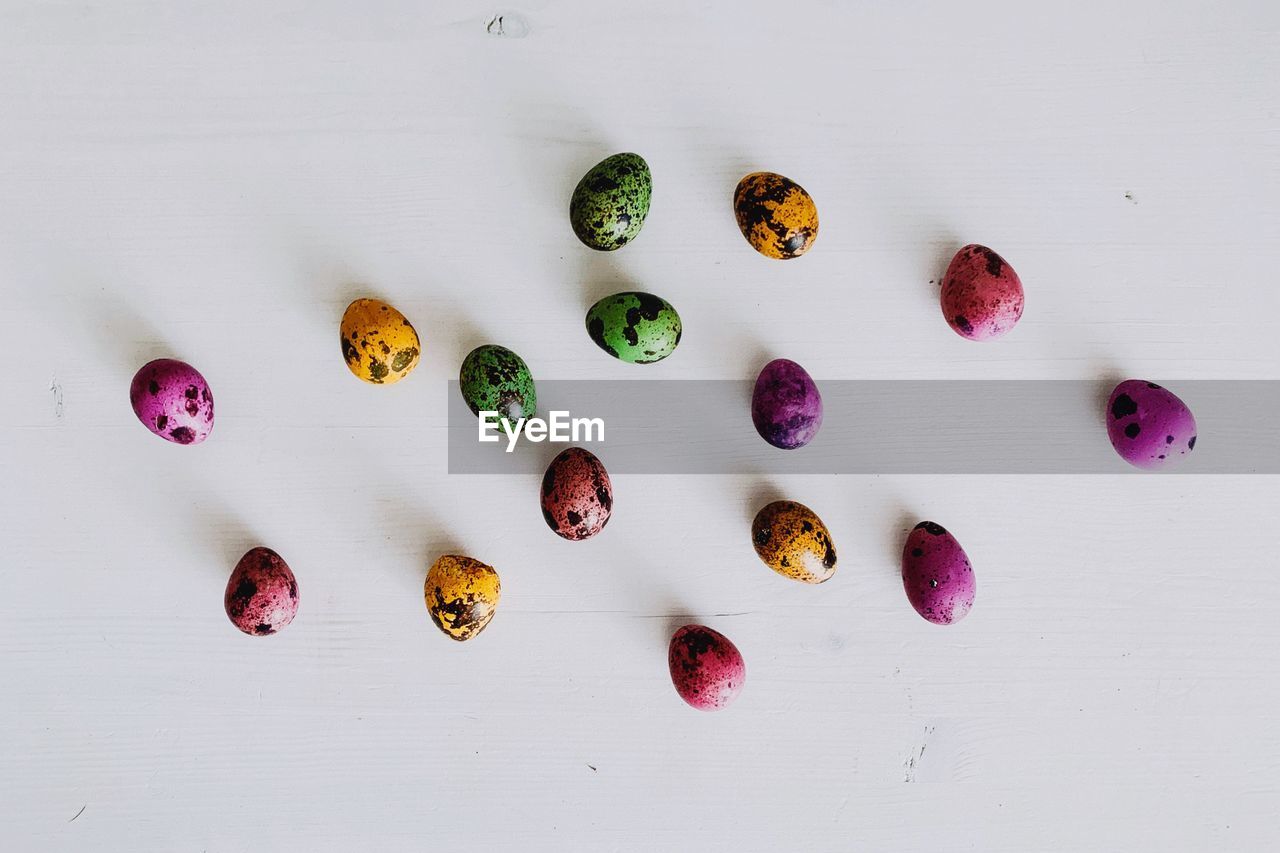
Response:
[1, 1, 1278, 850]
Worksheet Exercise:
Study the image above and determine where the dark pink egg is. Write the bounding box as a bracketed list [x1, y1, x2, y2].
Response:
[1106, 380, 1197, 470]
[129, 358, 214, 445]
[940, 244, 1024, 341]
[751, 358, 823, 449]
[668, 624, 745, 711]
[540, 447, 613, 540]
[224, 547, 299, 636]
[902, 522, 975, 625]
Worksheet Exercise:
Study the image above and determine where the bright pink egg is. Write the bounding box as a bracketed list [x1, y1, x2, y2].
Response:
[129, 358, 214, 445]
[902, 521, 975, 625]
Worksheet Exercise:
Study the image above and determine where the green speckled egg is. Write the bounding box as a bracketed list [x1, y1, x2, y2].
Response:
[569, 153, 652, 251]
[459, 345, 536, 426]
[585, 292, 681, 364]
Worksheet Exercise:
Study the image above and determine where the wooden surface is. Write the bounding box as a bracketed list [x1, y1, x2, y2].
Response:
[1, 2, 1278, 850]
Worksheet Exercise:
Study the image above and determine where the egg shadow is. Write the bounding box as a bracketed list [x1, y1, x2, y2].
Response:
[880, 503, 918, 579]
[657, 595, 699, 649]
[501, 96, 613, 226]
[730, 336, 773, 413]
[1091, 363, 1126, 429]
[743, 480, 787, 526]
[428, 291, 492, 372]
[574, 253, 645, 313]
[183, 490, 267, 580]
[286, 248, 370, 334]
[76, 286, 176, 380]
[925, 233, 965, 297]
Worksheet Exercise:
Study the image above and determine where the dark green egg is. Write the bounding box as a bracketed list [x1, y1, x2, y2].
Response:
[585, 292, 681, 364]
[569, 153, 652, 251]
[459, 345, 536, 425]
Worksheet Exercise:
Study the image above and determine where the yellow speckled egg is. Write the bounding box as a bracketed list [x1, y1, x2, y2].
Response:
[733, 172, 819, 260]
[424, 555, 501, 641]
[340, 298, 421, 384]
[751, 500, 837, 584]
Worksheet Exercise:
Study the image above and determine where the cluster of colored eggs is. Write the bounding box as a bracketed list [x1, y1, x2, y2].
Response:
[123, 149, 1201, 711]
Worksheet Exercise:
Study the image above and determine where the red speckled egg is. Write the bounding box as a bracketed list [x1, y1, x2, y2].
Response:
[224, 547, 299, 636]
[668, 625, 745, 711]
[540, 447, 612, 541]
[940, 244, 1024, 341]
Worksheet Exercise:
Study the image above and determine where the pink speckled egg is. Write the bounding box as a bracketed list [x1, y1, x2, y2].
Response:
[540, 447, 612, 541]
[1106, 380, 1197, 470]
[902, 522, 975, 625]
[940, 244, 1024, 341]
[668, 624, 745, 711]
[224, 547, 299, 636]
[129, 358, 214, 445]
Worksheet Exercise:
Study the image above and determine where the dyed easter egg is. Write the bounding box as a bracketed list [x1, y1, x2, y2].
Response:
[1106, 380, 1197, 470]
[424, 555, 501, 642]
[459, 344, 536, 426]
[540, 447, 612, 540]
[751, 500, 837, 584]
[733, 172, 819, 259]
[902, 522, 975, 625]
[668, 625, 745, 711]
[339, 298, 421, 384]
[585, 291, 681, 364]
[129, 358, 214, 445]
[751, 358, 823, 449]
[940, 244, 1024, 341]
[224, 547, 299, 636]
[569, 153, 652, 251]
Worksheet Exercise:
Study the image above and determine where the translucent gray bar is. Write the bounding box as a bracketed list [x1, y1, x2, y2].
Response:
[446, 381, 1279, 474]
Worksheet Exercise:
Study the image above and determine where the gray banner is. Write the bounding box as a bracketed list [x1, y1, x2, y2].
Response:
[446, 380, 1279, 474]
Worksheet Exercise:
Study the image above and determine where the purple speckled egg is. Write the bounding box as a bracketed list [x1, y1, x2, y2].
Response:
[540, 447, 613, 541]
[668, 624, 745, 711]
[751, 358, 822, 449]
[129, 358, 214, 445]
[902, 522, 975, 625]
[1106, 380, 1197, 470]
[224, 547, 299, 636]
[940, 244, 1024, 341]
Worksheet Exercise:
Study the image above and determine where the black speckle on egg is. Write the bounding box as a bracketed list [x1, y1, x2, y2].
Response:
[1111, 394, 1138, 420]
[1125, 423, 1141, 439]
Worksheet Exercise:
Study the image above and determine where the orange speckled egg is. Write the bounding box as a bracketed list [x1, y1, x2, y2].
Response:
[340, 298, 421, 384]
[733, 172, 819, 260]
[751, 500, 837, 584]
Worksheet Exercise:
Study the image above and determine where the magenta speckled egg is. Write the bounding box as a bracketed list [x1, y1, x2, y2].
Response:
[940, 244, 1024, 341]
[224, 547, 299, 636]
[751, 358, 823, 449]
[540, 447, 612, 541]
[1106, 380, 1197, 470]
[902, 522, 975, 625]
[668, 624, 745, 711]
[129, 358, 214, 445]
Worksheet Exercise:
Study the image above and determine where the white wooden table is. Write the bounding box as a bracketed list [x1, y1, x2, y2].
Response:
[2, 2, 1278, 850]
